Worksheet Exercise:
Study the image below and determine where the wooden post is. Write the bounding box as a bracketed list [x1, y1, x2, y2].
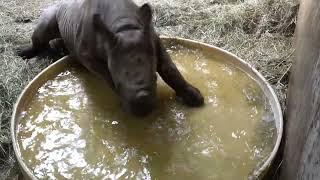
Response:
[280, 0, 320, 179]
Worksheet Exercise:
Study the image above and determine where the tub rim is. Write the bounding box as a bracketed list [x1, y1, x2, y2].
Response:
[11, 36, 283, 179]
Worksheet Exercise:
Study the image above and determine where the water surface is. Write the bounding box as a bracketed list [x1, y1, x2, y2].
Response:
[18, 45, 276, 179]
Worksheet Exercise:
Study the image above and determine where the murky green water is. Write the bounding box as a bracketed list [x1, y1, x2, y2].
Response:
[17, 45, 276, 179]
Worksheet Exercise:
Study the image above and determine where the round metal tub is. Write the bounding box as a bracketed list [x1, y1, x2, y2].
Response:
[11, 37, 283, 179]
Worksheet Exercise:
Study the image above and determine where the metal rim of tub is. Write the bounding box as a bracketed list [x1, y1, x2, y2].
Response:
[11, 36, 283, 180]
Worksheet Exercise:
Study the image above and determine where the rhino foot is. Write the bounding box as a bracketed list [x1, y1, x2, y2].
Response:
[176, 85, 204, 107]
[16, 45, 39, 59]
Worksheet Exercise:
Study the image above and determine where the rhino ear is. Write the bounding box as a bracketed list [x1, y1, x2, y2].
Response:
[139, 3, 153, 29]
[93, 13, 117, 45]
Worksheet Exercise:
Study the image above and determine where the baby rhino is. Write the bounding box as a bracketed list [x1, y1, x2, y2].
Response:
[17, 0, 204, 116]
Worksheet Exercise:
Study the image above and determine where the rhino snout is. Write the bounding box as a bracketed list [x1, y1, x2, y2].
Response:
[134, 90, 151, 104]
[123, 89, 155, 117]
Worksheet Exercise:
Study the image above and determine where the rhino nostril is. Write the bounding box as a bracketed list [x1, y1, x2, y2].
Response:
[115, 82, 122, 91]
[130, 90, 155, 116]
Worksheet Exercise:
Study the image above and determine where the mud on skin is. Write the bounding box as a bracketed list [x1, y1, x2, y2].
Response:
[16, 0, 204, 116]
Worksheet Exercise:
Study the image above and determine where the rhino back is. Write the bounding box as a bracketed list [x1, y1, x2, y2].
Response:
[56, 0, 84, 53]
[56, 0, 141, 55]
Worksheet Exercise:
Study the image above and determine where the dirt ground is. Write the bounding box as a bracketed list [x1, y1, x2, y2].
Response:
[0, 0, 298, 178]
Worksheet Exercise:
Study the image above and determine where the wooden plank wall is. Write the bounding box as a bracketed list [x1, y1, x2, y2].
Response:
[280, 0, 320, 179]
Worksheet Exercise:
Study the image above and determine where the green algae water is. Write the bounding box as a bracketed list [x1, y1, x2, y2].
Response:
[17, 45, 276, 180]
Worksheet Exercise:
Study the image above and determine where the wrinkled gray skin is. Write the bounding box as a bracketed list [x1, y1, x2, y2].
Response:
[17, 0, 204, 116]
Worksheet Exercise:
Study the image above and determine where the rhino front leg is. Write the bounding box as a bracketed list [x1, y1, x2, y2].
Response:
[156, 38, 204, 107]
[17, 5, 60, 59]
[48, 38, 69, 55]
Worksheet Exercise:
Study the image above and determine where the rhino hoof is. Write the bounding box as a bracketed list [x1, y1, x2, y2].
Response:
[16, 45, 37, 59]
[177, 85, 205, 107]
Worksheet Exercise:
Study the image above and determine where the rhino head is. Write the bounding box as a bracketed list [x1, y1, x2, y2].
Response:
[93, 4, 157, 116]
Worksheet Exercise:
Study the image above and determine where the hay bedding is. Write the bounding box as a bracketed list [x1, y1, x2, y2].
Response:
[0, 0, 297, 178]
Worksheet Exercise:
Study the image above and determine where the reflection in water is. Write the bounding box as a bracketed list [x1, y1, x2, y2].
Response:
[18, 45, 276, 179]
